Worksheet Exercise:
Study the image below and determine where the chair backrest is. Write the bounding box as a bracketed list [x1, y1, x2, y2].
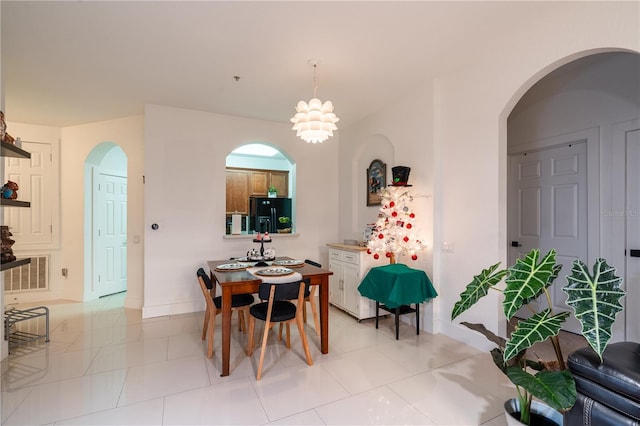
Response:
[196, 268, 217, 311]
[304, 259, 321, 268]
[196, 267, 214, 290]
[258, 278, 310, 302]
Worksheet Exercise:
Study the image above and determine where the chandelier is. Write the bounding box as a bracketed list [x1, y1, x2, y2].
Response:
[290, 62, 339, 144]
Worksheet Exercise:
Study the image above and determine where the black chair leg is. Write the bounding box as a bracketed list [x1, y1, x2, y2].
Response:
[416, 303, 420, 335]
[375, 302, 379, 329]
[395, 307, 400, 340]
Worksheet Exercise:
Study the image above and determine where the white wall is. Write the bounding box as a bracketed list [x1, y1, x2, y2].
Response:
[142, 104, 339, 317]
[61, 116, 144, 307]
[434, 2, 639, 350]
[338, 83, 436, 331]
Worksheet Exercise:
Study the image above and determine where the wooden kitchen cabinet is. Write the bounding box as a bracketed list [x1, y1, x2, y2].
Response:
[226, 169, 250, 214]
[269, 171, 288, 197]
[226, 168, 289, 214]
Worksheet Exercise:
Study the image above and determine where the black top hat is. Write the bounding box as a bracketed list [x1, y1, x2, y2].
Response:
[391, 166, 411, 186]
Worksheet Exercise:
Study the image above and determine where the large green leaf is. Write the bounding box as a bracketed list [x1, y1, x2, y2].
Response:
[503, 310, 570, 362]
[507, 367, 576, 412]
[451, 262, 507, 320]
[503, 249, 558, 319]
[563, 258, 625, 360]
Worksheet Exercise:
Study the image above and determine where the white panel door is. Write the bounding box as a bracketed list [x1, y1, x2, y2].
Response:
[509, 142, 588, 333]
[3, 141, 52, 246]
[625, 128, 640, 342]
[93, 171, 127, 297]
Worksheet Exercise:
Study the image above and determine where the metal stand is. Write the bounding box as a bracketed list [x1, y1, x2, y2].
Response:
[4, 306, 50, 352]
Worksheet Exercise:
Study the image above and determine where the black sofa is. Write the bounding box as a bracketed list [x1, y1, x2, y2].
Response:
[564, 341, 640, 426]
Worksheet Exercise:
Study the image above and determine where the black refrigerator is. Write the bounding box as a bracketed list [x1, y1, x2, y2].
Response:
[249, 197, 292, 233]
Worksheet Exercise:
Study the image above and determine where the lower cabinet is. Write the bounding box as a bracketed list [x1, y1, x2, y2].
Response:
[328, 246, 385, 320]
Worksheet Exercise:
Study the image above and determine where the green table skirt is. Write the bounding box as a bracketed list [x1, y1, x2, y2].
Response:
[358, 263, 437, 309]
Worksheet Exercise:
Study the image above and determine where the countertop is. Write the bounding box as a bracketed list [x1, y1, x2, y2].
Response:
[327, 243, 368, 252]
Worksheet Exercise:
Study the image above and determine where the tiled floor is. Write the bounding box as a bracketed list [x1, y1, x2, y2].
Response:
[1, 294, 514, 425]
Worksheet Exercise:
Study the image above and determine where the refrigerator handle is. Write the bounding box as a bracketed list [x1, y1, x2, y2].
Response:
[270, 207, 276, 233]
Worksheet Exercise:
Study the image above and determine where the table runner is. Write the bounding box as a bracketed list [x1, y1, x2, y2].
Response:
[358, 263, 437, 308]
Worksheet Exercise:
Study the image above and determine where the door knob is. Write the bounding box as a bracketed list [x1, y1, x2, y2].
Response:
[511, 241, 522, 247]
[629, 249, 640, 258]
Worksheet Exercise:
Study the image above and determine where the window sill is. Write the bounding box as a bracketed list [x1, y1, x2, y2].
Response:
[223, 233, 300, 240]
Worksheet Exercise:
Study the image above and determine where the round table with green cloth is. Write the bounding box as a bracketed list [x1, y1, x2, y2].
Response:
[357, 263, 437, 309]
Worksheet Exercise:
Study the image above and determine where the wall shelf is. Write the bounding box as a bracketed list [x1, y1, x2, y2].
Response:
[0, 199, 30, 208]
[1, 258, 31, 272]
[1, 141, 31, 159]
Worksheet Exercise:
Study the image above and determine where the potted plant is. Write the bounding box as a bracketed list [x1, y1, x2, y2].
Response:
[267, 185, 278, 198]
[451, 249, 625, 425]
[277, 216, 292, 233]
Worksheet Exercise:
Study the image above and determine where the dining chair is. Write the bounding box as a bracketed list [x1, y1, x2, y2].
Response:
[246, 278, 313, 380]
[196, 268, 255, 358]
[303, 259, 321, 335]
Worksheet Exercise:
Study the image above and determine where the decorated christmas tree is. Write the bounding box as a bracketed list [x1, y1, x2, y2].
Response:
[366, 183, 426, 264]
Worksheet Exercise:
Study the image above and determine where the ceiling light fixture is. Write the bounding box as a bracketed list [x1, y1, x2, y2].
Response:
[290, 60, 339, 144]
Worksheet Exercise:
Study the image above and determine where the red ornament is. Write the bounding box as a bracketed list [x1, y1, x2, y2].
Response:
[410, 213, 415, 218]
[367, 249, 371, 254]
[389, 201, 395, 207]
[392, 211, 398, 217]
[373, 253, 379, 260]
[406, 223, 412, 229]
[411, 254, 418, 261]
[386, 252, 392, 258]
[378, 233, 384, 239]
[403, 236, 409, 242]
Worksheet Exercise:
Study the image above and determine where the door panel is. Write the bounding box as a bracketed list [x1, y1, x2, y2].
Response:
[625, 128, 640, 342]
[509, 142, 587, 333]
[93, 172, 127, 297]
[4, 141, 52, 246]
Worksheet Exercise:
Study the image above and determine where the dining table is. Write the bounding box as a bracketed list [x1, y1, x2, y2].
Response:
[208, 257, 333, 376]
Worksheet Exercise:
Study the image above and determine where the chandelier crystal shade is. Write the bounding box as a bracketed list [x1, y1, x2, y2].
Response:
[290, 63, 339, 143]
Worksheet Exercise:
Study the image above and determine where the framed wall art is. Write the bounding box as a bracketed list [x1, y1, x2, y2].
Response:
[366, 159, 386, 206]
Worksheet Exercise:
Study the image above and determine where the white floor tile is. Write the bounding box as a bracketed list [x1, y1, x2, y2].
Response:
[118, 355, 211, 406]
[163, 377, 268, 425]
[252, 363, 350, 421]
[388, 354, 515, 425]
[86, 337, 169, 375]
[315, 385, 436, 425]
[2, 369, 127, 426]
[53, 398, 164, 425]
[267, 409, 325, 425]
[321, 347, 414, 394]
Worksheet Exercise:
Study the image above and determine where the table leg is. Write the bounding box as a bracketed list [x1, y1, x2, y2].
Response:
[375, 302, 380, 329]
[416, 303, 420, 335]
[395, 307, 400, 340]
[221, 286, 232, 376]
[319, 275, 329, 354]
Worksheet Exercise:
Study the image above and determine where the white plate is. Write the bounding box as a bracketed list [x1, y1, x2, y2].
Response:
[214, 263, 246, 271]
[255, 267, 294, 277]
[273, 259, 304, 267]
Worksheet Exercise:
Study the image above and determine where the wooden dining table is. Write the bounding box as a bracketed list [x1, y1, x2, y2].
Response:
[207, 257, 333, 376]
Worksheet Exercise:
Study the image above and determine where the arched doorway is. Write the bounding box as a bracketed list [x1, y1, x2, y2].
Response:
[84, 143, 128, 300]
[506, 51, 640, 341]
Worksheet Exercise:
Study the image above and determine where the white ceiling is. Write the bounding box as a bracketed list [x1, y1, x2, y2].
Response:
[2, 1, 564, 128]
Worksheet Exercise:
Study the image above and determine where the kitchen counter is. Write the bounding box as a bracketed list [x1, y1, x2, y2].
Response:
[326, 243, 368, 252]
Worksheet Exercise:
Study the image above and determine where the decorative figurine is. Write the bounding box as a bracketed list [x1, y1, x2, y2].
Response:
[1, 181, 19, 199]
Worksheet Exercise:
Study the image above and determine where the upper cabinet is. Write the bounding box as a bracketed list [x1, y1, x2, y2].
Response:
[226, 168, 289, 214]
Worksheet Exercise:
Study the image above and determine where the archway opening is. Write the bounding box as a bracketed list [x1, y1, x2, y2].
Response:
[83, 142, 128, 300]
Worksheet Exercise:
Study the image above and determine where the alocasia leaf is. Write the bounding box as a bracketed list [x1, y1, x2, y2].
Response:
[507, 367, 576, 412]
[451, 262, 507, 320]
[503, 249, 558, 319]
[503, 310, 570, 362]
[563, 258, 625, 360]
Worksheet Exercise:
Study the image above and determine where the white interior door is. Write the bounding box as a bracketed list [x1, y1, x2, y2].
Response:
[93, 170, 127, 297]
[509, 142, 588, 333]
[3, 141, 53, 247]
[625, 128, 640, 342]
